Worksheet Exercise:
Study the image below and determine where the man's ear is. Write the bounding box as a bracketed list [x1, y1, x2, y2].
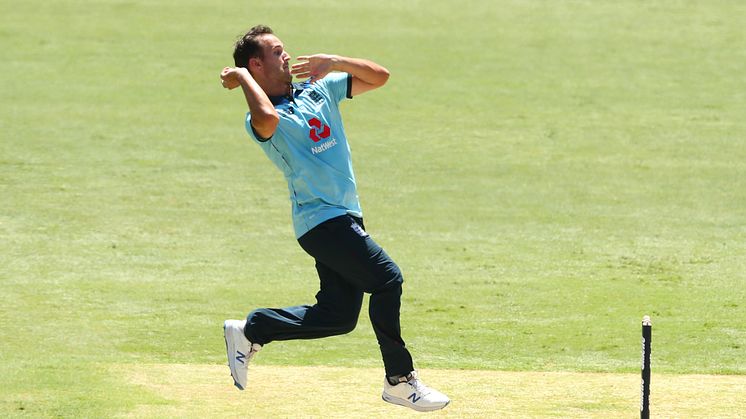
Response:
[249, 57, 262, 73]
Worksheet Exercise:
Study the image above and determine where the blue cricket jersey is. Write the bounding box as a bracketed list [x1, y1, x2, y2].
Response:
[244, 72, 362, 238]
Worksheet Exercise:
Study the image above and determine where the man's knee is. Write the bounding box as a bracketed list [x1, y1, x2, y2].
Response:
[373, 265, 403, 293]
[333, 304, 363, 334]
[334, 317, 358, 335]
[244, 308, 270, 344]
[309, 300, 361, 336]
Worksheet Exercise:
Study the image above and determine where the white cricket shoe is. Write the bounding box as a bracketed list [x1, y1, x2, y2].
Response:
[223, 319, 261, 390]
[382, 371, 450, 412]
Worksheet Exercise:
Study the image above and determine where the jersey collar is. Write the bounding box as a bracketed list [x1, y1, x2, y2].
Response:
[268, 82, 308, 106]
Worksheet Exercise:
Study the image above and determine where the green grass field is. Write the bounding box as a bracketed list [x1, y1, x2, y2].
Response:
[2, 0, 745, 417]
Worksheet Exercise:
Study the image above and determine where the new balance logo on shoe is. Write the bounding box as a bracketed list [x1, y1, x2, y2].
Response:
[236, 350, 246, 364]
[407, 392, 421, 403]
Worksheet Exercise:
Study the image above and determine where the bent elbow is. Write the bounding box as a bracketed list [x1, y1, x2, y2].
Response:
[252, 111, 279, 139]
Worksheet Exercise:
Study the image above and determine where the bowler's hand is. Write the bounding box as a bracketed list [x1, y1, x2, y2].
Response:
[291, 54, 338, 83]
[220, 66, 250, 90]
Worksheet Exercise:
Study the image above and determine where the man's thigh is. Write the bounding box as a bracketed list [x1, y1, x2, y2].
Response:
[299, 215, 402, 293]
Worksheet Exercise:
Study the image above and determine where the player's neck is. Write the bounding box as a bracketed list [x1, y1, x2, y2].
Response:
[262, 80, 291, 98]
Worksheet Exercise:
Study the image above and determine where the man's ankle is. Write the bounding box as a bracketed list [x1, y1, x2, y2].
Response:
[387, 372, 414, 385]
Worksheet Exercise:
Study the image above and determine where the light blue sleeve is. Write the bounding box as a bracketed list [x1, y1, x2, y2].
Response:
[316, 72, 351, 104]
[244, 112, 267, 142]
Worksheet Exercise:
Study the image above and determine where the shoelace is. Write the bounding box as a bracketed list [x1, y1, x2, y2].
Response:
[407, 378, 433, 396]
[249, 343, 262, 358]
[241, 343, 261, 364]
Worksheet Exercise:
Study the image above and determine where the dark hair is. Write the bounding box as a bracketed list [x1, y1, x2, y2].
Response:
[233, 25, 274, 69]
